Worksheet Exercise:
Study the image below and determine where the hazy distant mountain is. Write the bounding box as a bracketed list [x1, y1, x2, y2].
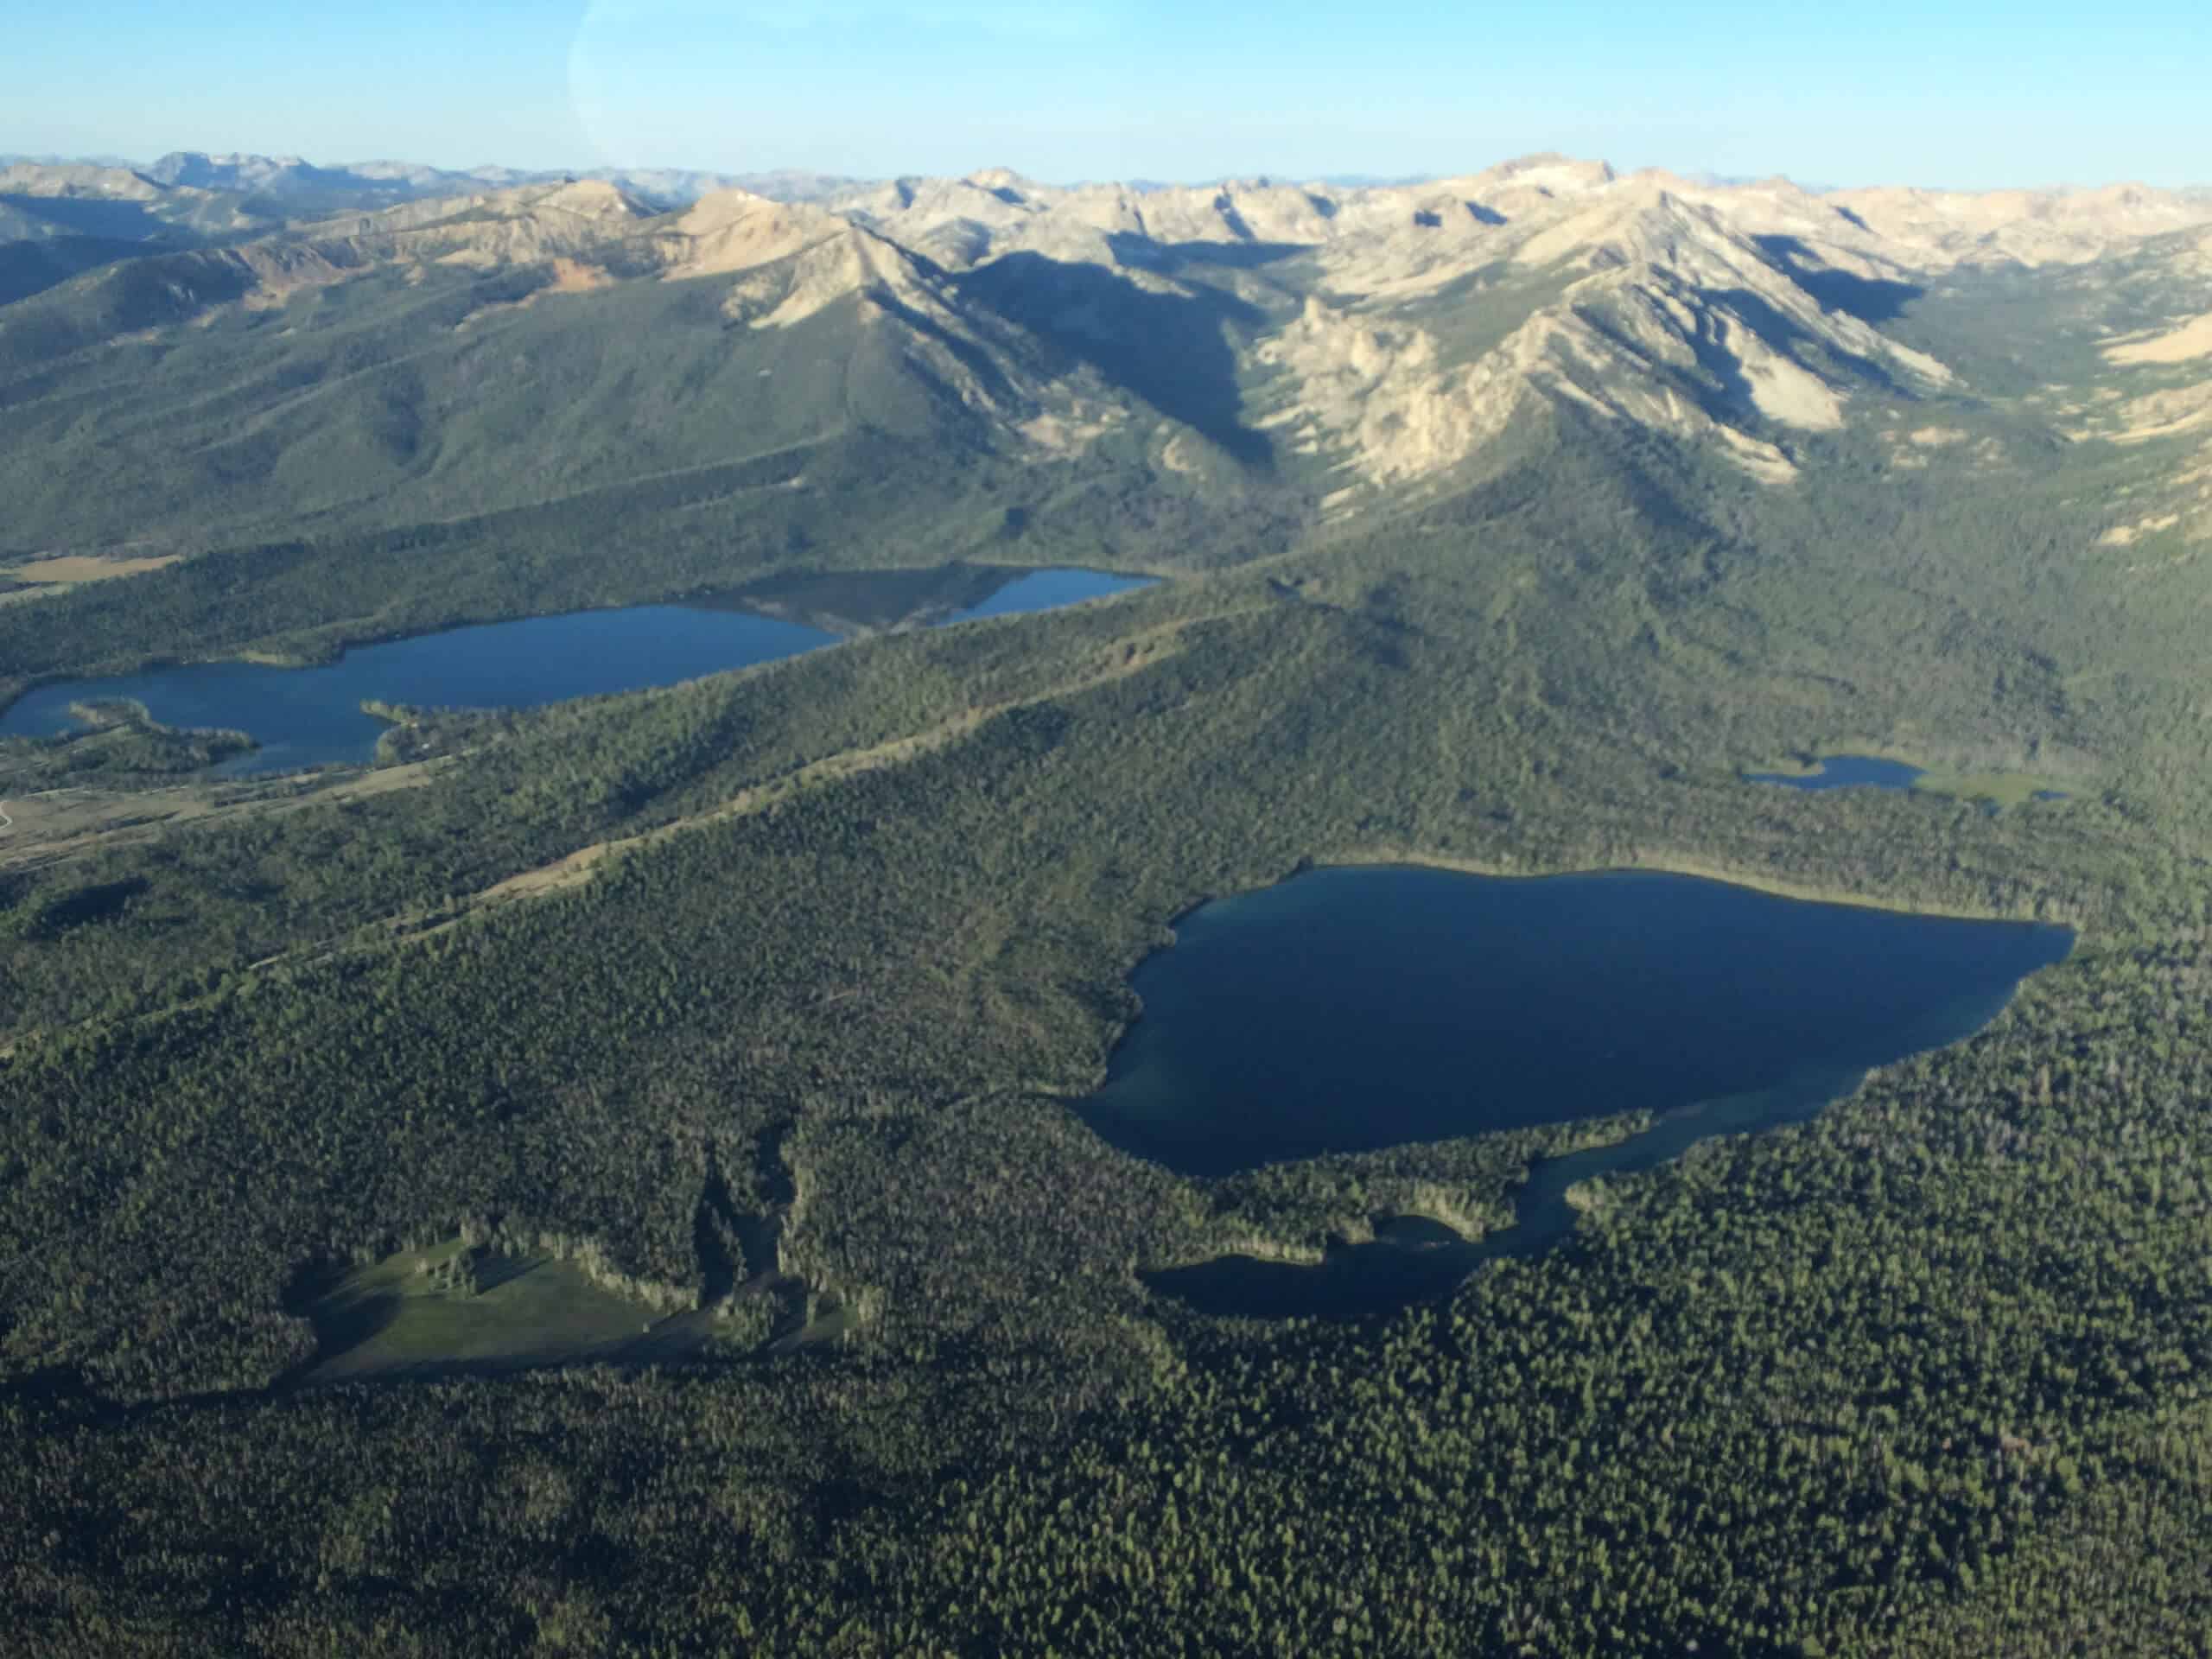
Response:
[1116, 172, 1440, 193]
[0, 152, 858, 303]
[0, 150, 140, 168]
[118, 150, 872, 209]
[143, 150, 321, 192]
[141, 150, 523, 215]
[0, 160, 278, 302]
[605, 167, 869, 204]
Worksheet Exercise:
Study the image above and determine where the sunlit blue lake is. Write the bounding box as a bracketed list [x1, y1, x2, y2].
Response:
[0, 565, 1154, 775]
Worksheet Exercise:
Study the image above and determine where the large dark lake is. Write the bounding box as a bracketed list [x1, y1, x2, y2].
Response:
[1084, 866, 2071, 1317]
[0, 565, 1153, 776]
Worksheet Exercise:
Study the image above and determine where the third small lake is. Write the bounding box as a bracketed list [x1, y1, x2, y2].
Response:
[1742, 754, 1925, 791]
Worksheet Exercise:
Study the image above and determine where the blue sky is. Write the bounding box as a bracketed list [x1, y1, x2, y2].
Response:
[8, 1, 2208, 187]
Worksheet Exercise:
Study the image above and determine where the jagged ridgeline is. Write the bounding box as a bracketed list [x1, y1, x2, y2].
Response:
[6, 149, 2212, 1657]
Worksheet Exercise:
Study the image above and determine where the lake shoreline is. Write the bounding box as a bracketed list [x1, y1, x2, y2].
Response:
[1088, 862, 2072, 1320]
[0, 566, 1159, 774]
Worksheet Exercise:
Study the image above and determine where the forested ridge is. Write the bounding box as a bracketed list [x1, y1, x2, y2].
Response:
[8, 237, 2212, 1654]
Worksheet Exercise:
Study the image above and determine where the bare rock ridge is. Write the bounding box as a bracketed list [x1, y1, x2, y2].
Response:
[4, 151, 2211, 516]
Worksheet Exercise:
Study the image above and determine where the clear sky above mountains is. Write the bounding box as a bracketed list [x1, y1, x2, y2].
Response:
[10, 0, 2209, 188]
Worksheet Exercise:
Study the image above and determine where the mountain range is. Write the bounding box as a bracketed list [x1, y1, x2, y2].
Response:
[3, 147, 2210, 579]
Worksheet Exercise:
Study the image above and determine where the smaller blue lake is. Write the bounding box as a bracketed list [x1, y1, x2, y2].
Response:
[939, 567, 1147, 624]
[1743, 754, 1924, 791]
[0, 565, 1154, 776]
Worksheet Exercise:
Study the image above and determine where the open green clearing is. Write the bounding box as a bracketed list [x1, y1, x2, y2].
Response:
[289, 1240, 753, 1384]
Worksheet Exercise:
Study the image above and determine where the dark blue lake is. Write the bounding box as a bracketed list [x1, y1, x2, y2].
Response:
[0, 565, 1154, 776]
[1744, 754, 1923, 791]
[1086, 866, 2071, 1318]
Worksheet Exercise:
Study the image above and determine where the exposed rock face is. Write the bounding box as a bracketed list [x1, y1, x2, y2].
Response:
[9, 150, 2211, 507]
[661, 191, 852, 281]
[1818, 181, 2212, 267]
[2105, 312, 2212, 365]
[1231, 174, 1973, 490]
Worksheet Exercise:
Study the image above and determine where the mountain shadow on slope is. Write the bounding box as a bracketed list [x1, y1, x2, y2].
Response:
[1567, 283, 1909, 436]
[1104, 231, 1310, 274]
[0, 235, 161, 308]
[0, 193, 194, 244]
[953, 251, 1276, 467]
[1755, 233, 1925, 325]
[1700, 284, 1908, 397]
